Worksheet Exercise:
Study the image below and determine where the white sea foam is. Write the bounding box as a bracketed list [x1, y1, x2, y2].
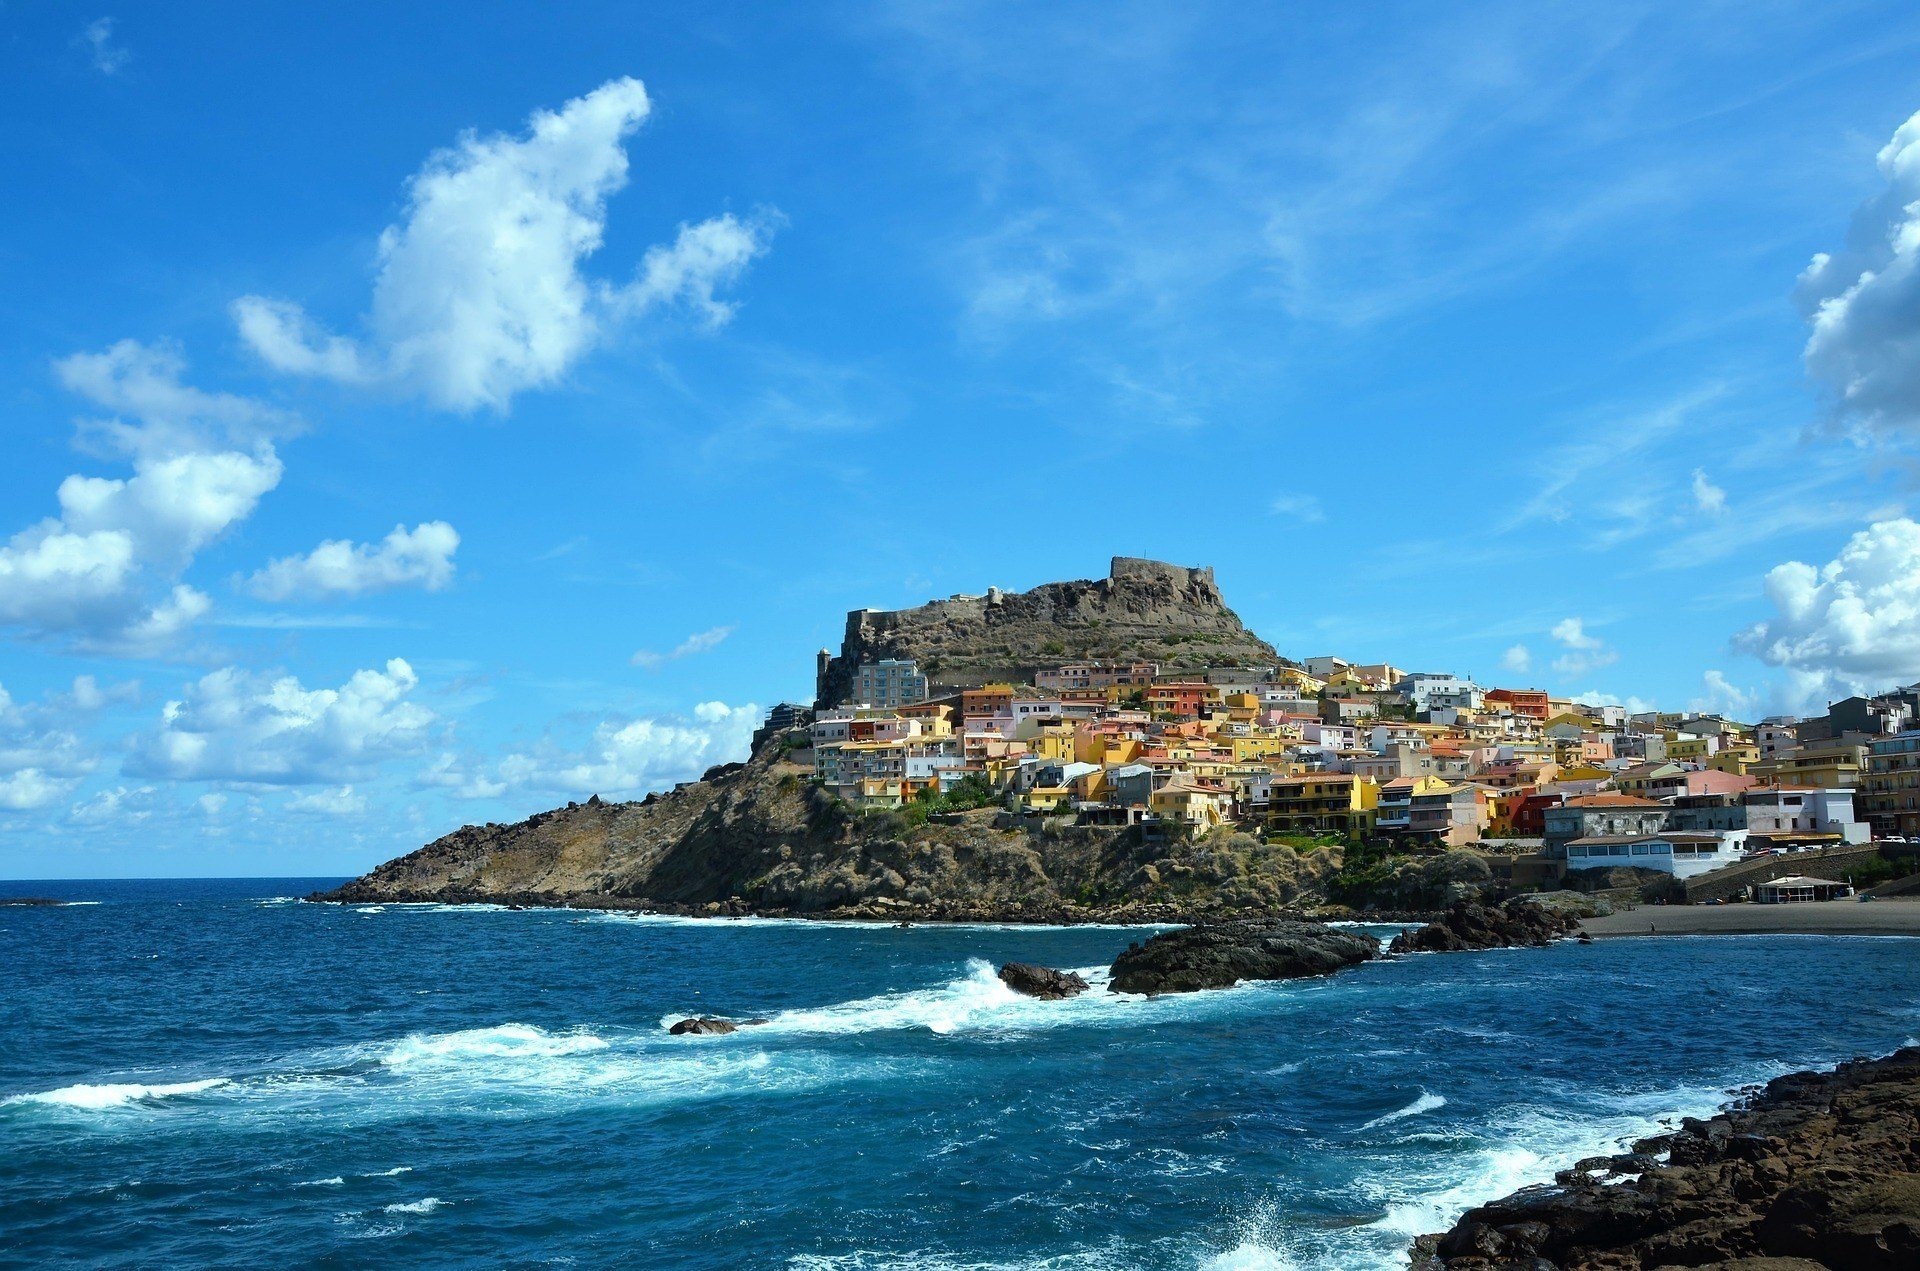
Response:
[383, 1197, 446, 1214]
[1357, 1091, 1447, 1132]
[296, 1176, 345, 1187]
[3, 1077, 229, 1110]
[380, 1023, 609, 1068]
[1201, 1243, 1300, 1270]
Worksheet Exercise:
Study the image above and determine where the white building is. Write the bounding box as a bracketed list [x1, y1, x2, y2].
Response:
[1743, 787, 1871, 845]
[1402, 673, 1485, 714]
[1564, 830, 1749, 879]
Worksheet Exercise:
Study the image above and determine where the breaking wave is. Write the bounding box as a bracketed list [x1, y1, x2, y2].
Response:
[3, 1078, 229, 1111]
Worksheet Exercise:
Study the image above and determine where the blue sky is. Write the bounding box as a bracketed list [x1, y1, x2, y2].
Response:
[7, 1, 1920, 878]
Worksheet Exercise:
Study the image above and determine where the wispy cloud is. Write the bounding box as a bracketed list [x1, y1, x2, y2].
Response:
[631, 625, 735, 670]
[79, 18, 130, 75]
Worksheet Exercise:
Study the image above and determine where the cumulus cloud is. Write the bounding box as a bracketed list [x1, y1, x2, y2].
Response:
[631, 624, 734, 669]
[128, 658, 435, 785]
[69, 785, 160, 826]
[0, 682, 98, 811]
[0, 342, 286, 652]
[415, 752, 507, 800]
[1690, 468, 1727, 515]
[1691, 670, 1757, 720]
[1501, 643, 1532, 673]
[494, 700, 758, 796]
[233, 77, 775, 412]
[1550, 617, 1618, 678]
[285, 785, 368, 816]
[242, 522, 459, 601]
[1734, 518, 1920, 698]
[1799, 109, 1920, 440]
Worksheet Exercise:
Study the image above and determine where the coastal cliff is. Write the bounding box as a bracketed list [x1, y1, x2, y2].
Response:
[320, 743, 1341, 918]
[813, 556, 1279, 707]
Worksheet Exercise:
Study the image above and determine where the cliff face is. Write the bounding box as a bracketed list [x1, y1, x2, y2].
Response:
[321, 746, 1338, 919]
[815, 556, 1280, 707]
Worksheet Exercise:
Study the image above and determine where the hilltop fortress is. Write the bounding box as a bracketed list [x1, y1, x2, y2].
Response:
[813, 556, 1280, 708]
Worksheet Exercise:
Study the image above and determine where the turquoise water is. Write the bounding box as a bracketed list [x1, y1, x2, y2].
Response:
[3, 879, 1917, 1269]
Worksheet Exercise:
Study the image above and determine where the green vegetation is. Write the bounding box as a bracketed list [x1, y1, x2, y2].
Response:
[1326, 838, 1404, 905]
[1847, 853, 1915, 888]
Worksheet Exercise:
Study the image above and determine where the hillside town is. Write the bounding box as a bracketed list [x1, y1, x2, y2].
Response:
[752, 654, 1920, 896]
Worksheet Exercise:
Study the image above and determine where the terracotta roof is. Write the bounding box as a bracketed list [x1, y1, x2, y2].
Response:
[1563, 793, 1663, 808]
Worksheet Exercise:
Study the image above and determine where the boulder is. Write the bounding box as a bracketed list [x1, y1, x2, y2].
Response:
[997, 962, 1089, 999]
[666, 1017, 768, 1036]
[1389, 897, 1580, 954]
[1108, 918, 1378, 995]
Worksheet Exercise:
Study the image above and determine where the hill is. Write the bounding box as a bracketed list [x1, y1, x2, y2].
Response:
[813, 556, 1279, 706]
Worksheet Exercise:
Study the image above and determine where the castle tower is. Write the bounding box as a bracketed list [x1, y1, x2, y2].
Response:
[815, 647, 832, 706]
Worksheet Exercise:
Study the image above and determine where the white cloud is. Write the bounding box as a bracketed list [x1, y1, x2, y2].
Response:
[1268, 495, 1325, 524]
[0, 682, 98, 811]
[495, 700, 758, 796]
[233, 77, 775, 412]
[1690, 468, 1727, 515]
[79, 18, 129, 75]
[1500, 643, 1532, 673]
[1550, 616, 1618, 678]
[0, 343, 286, 652]
[416, 752, 507, 800]
[286, 785, 368, 816]
[58, 674, 141, 712]
[69, 786, 160, 826]
[54, 340, 299, 458]
[243, 522, 459, 601]
[1799, 109, 1920, 440]
[1, 769, 80, 811]
[128, 658, 435, 785]
[1690, 669, 1757, 720]
[1733, 518, 1920, 698]
[1572, 688, 1657, 715]
[631, 624, 734, 669]
[1551, 617, 1602, 650]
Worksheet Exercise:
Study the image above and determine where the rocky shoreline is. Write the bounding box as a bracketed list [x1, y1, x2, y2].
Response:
[1412, 1046, 1920, 1269]
[307, 884, 1439, 928]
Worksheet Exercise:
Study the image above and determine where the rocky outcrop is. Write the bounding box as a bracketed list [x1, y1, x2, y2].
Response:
[997, 962, 1089, 999]
[667, 1017, 767, 1036]
[1413, 1047, 1920, 1269]
[318, 748, 1343, 920]
[1389, 897, 1581, 954]
[815, 556, 1280, 706]
[1107, 919, 1378, 995]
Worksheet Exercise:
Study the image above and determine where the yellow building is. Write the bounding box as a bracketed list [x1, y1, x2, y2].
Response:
[1706, 742, 1759, 775]
[1149, 774, 1234, 827]
[1267, 773, 1378, 836]
[1022, 785, 1072, 814]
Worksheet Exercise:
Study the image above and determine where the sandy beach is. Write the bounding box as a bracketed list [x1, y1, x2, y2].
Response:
[1581, 896, 1920, 939]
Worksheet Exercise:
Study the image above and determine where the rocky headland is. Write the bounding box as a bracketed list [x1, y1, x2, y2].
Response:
[1412, 1047, 1920, 1269]
[813, 556, 1282, 707]
[316, 742, 1353, 920]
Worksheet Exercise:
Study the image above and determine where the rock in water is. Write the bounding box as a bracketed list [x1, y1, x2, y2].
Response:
[667, 1017, 767, 1036]
[1108, 919, 1378, 995]
[1389, 897, 1580, 954]
[1412, 1046, 1920, 1269]
[997, 962, 1089, 999]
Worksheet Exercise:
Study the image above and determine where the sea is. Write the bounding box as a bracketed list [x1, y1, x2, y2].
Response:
[3, 878, 1917, 1269]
